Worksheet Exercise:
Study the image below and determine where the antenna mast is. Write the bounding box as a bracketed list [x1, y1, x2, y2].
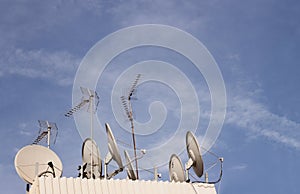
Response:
[65, 87, 99, 178]
[33, 120, 58, 149]
[121, 74, 141, 179]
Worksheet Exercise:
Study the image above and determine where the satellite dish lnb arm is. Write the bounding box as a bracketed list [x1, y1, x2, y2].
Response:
[38, 161, 56, 178]
[107, 167, 124, 179]
[47, 161, 56, 177]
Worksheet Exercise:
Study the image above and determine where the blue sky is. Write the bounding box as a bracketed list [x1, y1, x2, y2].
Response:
[1, 0, 300, 193]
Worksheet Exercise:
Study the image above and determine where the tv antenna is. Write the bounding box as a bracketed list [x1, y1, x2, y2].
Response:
[32, 120, 58, 149]
[120, 73, 141, 179]
[65, 87, 99, 117]
[65, 86, 99, 177]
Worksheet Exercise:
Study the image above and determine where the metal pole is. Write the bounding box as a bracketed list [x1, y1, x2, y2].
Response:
[90, 95, 94, 178]
[129, 100, 139, 179]
[154, 166, 158, 181]
[46, 121, 51, 149]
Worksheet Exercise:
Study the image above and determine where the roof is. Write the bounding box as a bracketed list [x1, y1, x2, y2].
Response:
[29, 177, 217, 194]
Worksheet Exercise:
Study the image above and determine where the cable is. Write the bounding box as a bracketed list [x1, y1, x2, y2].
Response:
[217, 174, 222, 194]
[192, 158, 223, 184]
[201, 146, 220, 159]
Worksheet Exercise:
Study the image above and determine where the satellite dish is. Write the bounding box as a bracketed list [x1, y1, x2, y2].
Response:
[105, 123, 123, 169]
[82, 138, 102, 178]
[124, 150, 137, 180]
[169, 154, 185, 182]
[14, 145, 63, 184]
[186, 131, 204, 177]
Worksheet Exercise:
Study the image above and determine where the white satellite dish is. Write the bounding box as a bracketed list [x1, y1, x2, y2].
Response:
[14, 145, 63, 184]
[124, 150, 137, 180]
[186, 131, 204, 178]
[104, 123, 124, 179]
[82, 138, 102, 178]
[105, 123, 123, 169]
[169, 154, 185, 182]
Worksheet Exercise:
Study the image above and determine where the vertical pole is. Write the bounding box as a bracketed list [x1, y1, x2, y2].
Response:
[154, 166, 158, 181]
[104, 164, 107, 179]
[46, 121, 51, 149]
[129, 100, 139, 179]
[47, 127, 51, 149]
[90, 94, 94, 178]
[205, 172, 209, 183]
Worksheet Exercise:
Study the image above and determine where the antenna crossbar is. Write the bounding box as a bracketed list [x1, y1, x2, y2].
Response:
[65, 99, 89, 117]
[33, 131, 48, 144]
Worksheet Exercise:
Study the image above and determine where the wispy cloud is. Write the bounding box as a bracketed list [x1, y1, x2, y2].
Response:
[229, 163, 248, 171]
[221, 50, 300, 151]
[226, 95, 300, 150]
[0, 48, 80, 86]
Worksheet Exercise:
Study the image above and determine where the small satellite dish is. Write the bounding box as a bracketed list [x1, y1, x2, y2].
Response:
[124, 150, 137, 180]
[169, 154, 185, 182]
[14, 145, 63, 184]
[82, 138, 102, 178]
[105, 123, 123, 169]
[186, 131, 204, 177]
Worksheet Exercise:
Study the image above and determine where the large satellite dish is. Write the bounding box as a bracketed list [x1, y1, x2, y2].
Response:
[124, 150, 137, 180]
[105, 123, 123, 169]
[186, 131, 204, 177]
[169, 154, 185, 182]
[82, 138, 102, 178]
[14, 145, 63, 184]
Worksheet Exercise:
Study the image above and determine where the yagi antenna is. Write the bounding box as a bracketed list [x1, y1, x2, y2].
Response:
[128, 74, 141, 101]
[120, 73, 141, 179]
[65, 86, 99, 177]
[64, 99, 89, 117]
[33, 120, 58, 149]
[65, 87, 99, 117]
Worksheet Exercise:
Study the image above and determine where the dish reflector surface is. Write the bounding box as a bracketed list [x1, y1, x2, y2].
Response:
[105, 123, 123, 169]
[186, 131, 204, 177]
[82, 138, 101, 165]
[82, 138, 102, 176]
[14, 145, 63, 184]
[124, 150, 137, 180]
[169, 154, 185, 182]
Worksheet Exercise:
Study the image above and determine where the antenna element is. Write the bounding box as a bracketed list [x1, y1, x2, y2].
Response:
[120, 74, 141, 179]
[33, 120, 58, 148]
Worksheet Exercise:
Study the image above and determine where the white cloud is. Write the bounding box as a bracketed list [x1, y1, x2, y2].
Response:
[226, 96, 300, 150]
[0, 48, 80, 86]
[229, 163, 248, 171]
